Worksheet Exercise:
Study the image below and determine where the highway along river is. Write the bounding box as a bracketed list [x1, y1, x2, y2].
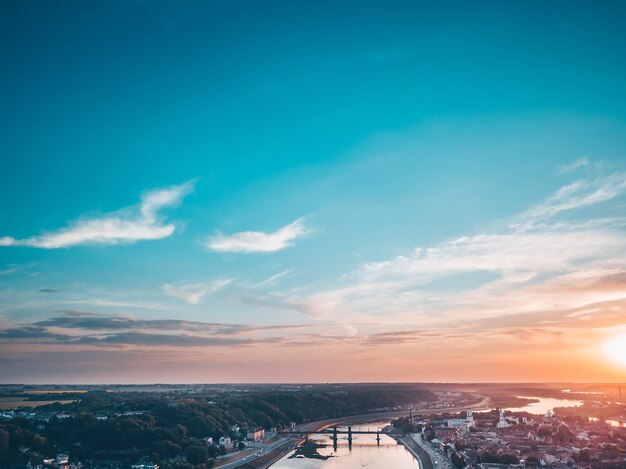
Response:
[271, 421, 420, 468]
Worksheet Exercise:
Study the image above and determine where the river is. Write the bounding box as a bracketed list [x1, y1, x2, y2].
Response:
[271, 421, 420, 469]
[503, 396, 582, 414]
[501, 396, 626, 427]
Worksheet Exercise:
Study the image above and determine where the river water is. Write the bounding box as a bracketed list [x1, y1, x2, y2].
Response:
[503, 397, 626, 427]
[271, 421, 420, 469]
[503, 396, 582, 414]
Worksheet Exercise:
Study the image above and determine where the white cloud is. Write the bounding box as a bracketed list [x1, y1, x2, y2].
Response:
[206, 218, 310, 253]
[276, 172, 626, 325]
[254, 269, 294, 288]
[558, 157, 590, 174]
[163, 279, 233, 304]
[512, 172, 626, 230]
[0, 181, 194, 249]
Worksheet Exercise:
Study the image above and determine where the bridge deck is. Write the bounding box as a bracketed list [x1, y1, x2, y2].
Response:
[277, 430, 403, 435]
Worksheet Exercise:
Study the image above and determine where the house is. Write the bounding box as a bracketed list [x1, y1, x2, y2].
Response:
[247, 428, 265, 441]
[219, 436, 231, 446]
[435, 427, 458, 441]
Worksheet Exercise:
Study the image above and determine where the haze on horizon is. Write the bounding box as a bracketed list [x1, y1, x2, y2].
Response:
[1, 1, 626, 384]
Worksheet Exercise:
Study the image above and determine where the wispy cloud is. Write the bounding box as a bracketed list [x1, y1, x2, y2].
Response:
[162, 278, 233, 304]
[253, 269, 294, 288]
[0, 181, 194, 249]
[0, 263, 36, 276]
[206, 218, 311, 253]
[274, 171, 626, 328]
[0, 264, 22, 276]
[0, 311, 316, 349]
[513, 172, 626, 229]
[558, 157, 589, 174]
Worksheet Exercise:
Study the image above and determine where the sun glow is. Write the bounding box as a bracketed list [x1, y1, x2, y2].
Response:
[604, 334, 626, 368]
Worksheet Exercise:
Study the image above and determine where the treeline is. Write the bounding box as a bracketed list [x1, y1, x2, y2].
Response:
[391, 416, 422, 434]
[1, 387, 435, 468]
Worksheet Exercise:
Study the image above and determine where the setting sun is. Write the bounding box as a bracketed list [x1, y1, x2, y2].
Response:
[604, 334, 626, 368]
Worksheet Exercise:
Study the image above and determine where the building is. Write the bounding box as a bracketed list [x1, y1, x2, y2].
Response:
[219, 436, 231, 446]
[247, 428, 265, 441]
[435, 426, 459, 441]
[496, 410, 510, 428]
[447, 410, 475, 430]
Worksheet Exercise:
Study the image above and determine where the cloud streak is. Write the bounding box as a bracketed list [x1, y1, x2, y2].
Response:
[0, 181, 194, 248]
[513, 172, 626, 229]
[0, 311, 316, 349]
[162, 279, 233, 304]
[271, 170, 626, 327]
[206, 218, 310, 253]
[558, 157, 590, 174]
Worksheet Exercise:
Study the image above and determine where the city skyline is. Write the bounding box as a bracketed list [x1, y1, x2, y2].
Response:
[1, 1, 626, 383]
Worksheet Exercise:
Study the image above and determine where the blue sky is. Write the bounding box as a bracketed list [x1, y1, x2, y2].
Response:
[1, 1, 626, 383]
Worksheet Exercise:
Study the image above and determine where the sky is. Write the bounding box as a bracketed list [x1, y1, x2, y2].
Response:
[1, 0, 626, 383]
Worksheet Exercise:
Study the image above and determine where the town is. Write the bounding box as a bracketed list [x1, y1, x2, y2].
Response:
[2, 384, 626, 469]
[392, 398, 626, 468]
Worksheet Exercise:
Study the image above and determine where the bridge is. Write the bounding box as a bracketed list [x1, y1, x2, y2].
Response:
[278, 425, 404, 448]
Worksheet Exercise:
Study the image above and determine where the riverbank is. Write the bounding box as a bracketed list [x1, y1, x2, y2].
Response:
[396, 434, 433, 469]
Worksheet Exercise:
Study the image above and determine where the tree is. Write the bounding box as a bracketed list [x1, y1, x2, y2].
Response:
[578, 449, 592, 462]
[186, 446, 209, 465]
[537, 427, 552, 438]
[0, 428, 9, 452]
[207, 445, 218, 458]
[451, 451, 466, 469]
[153, 440, 181, 458]
[499, 453, 519, 464]
[526, 455, 540, 466]
[218, 444, 227, 459]
[237, 441, 245, 450]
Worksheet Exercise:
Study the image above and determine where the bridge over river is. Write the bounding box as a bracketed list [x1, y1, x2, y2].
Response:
[278, 425, 404, 449]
